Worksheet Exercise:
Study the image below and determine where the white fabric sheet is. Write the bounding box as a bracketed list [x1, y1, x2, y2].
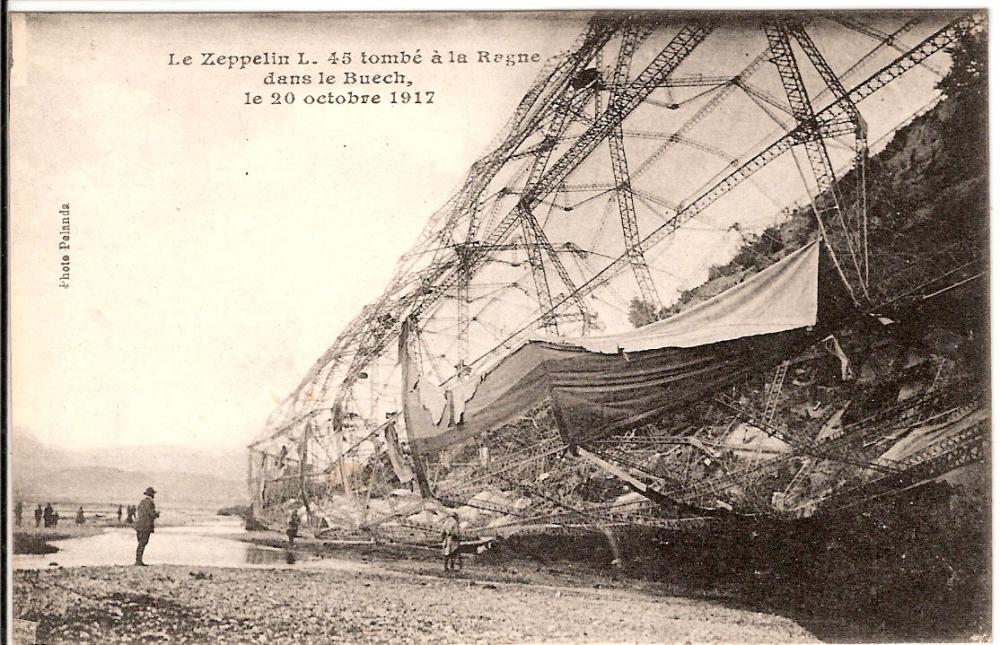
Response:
[546, 240, 820, 353]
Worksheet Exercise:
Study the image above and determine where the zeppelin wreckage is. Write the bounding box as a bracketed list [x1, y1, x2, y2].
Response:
[247, 12, 988, 547]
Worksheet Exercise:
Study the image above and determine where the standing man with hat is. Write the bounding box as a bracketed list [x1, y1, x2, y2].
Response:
[134, 487, 160, 566]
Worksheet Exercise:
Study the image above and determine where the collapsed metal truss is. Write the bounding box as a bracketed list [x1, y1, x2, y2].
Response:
[249, 12, 987, 538]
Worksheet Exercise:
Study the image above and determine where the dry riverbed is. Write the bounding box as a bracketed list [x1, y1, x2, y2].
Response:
[14, 560, 817, 644]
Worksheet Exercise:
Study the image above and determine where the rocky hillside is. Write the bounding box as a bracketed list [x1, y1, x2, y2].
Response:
[641, 30, 986, 321]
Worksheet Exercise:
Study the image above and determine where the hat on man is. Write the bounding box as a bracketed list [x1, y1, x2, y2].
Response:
[144, 487, 156, 497]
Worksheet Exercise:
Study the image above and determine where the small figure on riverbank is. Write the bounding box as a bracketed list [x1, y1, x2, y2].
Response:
[43, 503, 56, 528]
[117, 505, 123, 524]
[134, 487, 160, 566]
[34, 504, 43, 528]
[442, 512, 462, 573]
[75, 507, 85, 525]
[126, 505, 135, 524]
[286, 509, 300, 547]
[15, 501, 23, 527]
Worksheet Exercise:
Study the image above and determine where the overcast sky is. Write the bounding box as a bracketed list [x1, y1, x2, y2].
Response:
[10, 12, 590, 449]
[9, 12, 949, 450]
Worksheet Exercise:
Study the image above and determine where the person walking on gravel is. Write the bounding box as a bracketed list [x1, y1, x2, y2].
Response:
[286, 508, 300, 547]
[442, 512, 462, 573]
[134, 487, 160, 566]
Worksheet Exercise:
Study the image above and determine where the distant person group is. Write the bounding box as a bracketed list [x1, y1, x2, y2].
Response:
[26, 502, 60, 528]
[110, 502, 142, 526]
[16, 487, 161, 566]
[16, 502, 95, 527]
[15, 486, 158, 541]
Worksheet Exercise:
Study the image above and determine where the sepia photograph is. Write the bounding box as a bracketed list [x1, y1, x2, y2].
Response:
[5, 6, 991, 644]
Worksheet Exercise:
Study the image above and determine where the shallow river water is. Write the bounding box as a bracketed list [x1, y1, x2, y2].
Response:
[13, 517, 369, 571]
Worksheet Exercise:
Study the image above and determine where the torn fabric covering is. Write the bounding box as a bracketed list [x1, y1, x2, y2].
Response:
[402, 240, 845, 455]
[822, 334, 854, 381]
[877, 405, 987, 465]
[330, 430, 352, 495]
[383, 422, 414, 484]
[545, 240, 820, 353]
[399, 320, 439, 496]
[418, 373, 449, 425]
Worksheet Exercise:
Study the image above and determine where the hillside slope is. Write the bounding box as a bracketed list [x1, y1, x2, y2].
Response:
[11, 428, 247, 505]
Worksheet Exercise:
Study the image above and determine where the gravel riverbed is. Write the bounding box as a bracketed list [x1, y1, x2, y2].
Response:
[14, 562, 817, 644]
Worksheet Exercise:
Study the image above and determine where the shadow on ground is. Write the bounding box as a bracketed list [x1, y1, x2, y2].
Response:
[490, 480, 989, 642]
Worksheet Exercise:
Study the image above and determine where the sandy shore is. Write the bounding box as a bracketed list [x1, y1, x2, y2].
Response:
[13, 559, 817, 644]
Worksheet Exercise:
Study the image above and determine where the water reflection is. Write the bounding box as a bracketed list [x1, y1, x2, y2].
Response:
[12, 517, 356, 571]
[240, 543, 296, 566]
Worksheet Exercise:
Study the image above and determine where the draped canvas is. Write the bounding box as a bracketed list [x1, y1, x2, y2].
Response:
[383, 421, 414, 484]
[402, 240, 831, 455]
[545, 241, 820, 352]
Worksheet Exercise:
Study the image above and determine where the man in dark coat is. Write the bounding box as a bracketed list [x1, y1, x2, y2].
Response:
[34, 504, 43, 528]
[441, 513, 462, 572]
[14, 501, 23, 527]
[286, 509, 300, 547]
[43, 503, 54, 528]
[134, 487, 160, 566]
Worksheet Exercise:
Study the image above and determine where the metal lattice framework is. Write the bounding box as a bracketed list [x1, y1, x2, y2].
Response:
[248, 12, 987, 538]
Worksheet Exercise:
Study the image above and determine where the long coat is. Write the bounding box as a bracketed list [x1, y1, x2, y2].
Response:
[135, 496, 158, 534]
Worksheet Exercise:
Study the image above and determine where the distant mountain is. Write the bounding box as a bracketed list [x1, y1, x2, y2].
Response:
[11, 428, 75, 471]
[14, 466, 246, 506]
[11, 428, 248, 506]
[68, 443, 246, 484]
